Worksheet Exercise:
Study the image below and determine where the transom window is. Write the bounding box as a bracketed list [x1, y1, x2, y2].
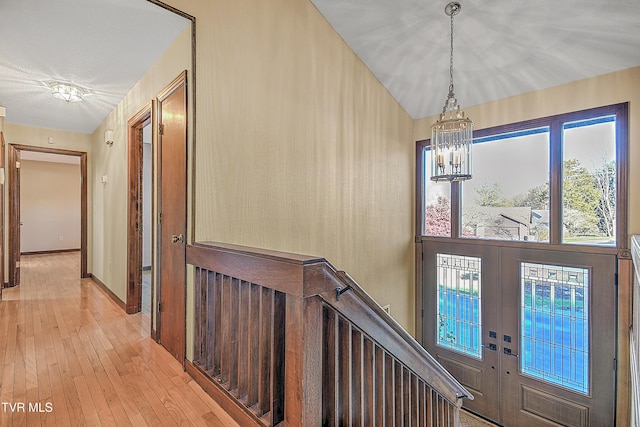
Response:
[417, 103, 628, 248]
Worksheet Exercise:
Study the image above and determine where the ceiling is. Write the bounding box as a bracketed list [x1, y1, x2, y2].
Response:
[1, 1, 639, 136]
[0, 0, 189, 134]
[310, 0, 640, 119]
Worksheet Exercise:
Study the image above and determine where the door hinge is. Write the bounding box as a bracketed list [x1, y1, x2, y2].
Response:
[159, 124, 164, 135]
[158, 302, 162, 312]
[613, 358, 617, 371]
[15, 161, 20, 169]
[614, 273, 618, 286]
[421, 309, 424, 318]
[159, 212, 162, 224]
[16, 261, 20, 268]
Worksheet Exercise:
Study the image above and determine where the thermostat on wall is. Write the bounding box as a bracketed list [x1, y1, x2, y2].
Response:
[101, 175, 108, 184]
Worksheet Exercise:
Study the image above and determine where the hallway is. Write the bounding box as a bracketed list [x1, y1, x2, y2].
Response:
[0, 252, 238, 426]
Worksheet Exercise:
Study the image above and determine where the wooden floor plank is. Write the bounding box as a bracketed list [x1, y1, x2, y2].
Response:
[0, 252, 240, 427]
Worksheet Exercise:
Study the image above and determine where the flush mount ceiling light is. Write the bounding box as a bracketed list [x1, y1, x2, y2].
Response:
[430, 2, 473, 182]
[47, 81, 87, 103]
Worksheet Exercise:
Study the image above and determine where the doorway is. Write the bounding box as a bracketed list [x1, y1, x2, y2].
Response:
[8, 144, 88, 287]
[127, 104, 153, 317]
[421, 240, 616, 426]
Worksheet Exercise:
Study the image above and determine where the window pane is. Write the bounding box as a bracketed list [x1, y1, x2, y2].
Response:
[424, 148, 451, 236]
[520, 262, 589, 394]
[436, 253, 482, 359]
[562, 116, 616, 246]
[461, 128, 550, 242]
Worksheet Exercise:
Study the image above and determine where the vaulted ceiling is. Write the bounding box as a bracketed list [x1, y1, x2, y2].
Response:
[311, 0, 640, 119]
[1, 0, 639, 134]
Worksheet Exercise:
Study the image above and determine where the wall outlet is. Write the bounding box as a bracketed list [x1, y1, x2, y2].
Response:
[382, 304, 391, 315]
[59, 235, 64, 241]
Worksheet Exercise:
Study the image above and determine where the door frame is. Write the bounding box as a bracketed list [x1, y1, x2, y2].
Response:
[126, 103, 153, 316]
[8, 144, 88, 287]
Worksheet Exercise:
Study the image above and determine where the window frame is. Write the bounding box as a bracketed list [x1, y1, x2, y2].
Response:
[416, 103, 629, 253]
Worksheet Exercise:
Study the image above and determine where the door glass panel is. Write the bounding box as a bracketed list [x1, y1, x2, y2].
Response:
[562, 116, 616, 246]
[462, 128, 550, 242]
[436, 253, 482, 358]
[520, 262, 589, 394]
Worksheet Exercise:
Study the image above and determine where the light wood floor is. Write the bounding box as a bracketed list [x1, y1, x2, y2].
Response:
[0, 252, 239, 427]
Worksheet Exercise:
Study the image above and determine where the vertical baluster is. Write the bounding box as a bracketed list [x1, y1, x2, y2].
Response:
[374, 345, 384, 426]
[201, 269, 209, 367]
[237, 281, 249, 402]
[229, 278, 240, 391]
[410, 374, 418, 427]
[271, 291, 285, 424]
[338, 317, 352, 426]
[258, 287, 273, 417]
[362, 338, 374, 426]
[212, 273, 222, 377]
[427, 386, 438, 427]
[322, 307, 337, 426]
[403, 368, 410, 427]
[418, 380, 425, 426]
[395, 362, 403, 427]
[247, 283, 260, 407]
[193, 267, 202, 365]
[206, 271, 216, 373]
[351, 328, 363, 426]
[384, 353, 394, 426]
[220, 275, 231, 384]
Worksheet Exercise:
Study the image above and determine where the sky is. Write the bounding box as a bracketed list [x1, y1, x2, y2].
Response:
[424, 119, 616, 206]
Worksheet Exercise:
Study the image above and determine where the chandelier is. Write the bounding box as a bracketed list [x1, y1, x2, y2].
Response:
[48, 82, 86, 103]
[430, 2, 473, 182]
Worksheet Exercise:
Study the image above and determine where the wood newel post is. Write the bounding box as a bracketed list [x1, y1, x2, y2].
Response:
[284, 294, 323, 426]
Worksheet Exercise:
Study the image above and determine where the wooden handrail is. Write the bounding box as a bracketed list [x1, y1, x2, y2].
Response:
[319, 264, 471, 404]
[186, 241, 471, 426]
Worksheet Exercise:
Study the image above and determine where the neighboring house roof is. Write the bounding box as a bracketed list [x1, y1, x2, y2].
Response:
[464, 207, 532, 227]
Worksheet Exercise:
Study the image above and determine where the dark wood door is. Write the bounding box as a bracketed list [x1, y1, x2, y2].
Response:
[422, 240, 617, 426]
[500, 248, 616, 427]
[157, 73, 187, 363]
[422, 241, 501, 421]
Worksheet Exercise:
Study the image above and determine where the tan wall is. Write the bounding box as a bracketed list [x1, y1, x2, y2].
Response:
[20, 160, 81, 252]
[90, 26, 192, 304]
[2, 124, 92, 279]
[165, 0, 416, 339]
[414, 66, 640, 240]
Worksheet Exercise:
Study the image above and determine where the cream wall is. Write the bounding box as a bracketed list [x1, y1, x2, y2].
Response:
[90, 25, 191, 303]
[414, 66, 640, 239]
[2, 124, 92, 279]
[164, 0, 417, 335]
[20, 160, 81, 253]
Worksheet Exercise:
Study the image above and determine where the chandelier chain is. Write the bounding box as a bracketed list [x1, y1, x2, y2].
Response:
[448, 8, 455, 98]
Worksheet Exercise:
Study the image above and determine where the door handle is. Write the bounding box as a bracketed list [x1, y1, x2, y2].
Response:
[482, 343, 498, 351]
[171, 234, 184, 244]
[503, 347, 519, 357]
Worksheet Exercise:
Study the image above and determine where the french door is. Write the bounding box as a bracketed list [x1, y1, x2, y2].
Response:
[422, 241, 616, 426]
